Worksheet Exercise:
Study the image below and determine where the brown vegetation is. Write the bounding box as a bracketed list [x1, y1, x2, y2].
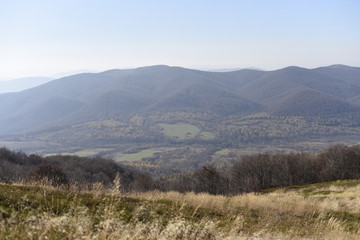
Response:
[0, 179, 359, 239]
[163, 144, 360, 195]
[1, 144, 360, 195]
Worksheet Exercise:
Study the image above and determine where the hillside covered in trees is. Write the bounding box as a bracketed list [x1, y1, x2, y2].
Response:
[1, 65, 360, 174]
[1, 144, 359, 195]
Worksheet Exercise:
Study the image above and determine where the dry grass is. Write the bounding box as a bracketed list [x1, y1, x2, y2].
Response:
[0, 180, 359, 239]
[131, 180, 360, 239]
[134, 185, 359, 215]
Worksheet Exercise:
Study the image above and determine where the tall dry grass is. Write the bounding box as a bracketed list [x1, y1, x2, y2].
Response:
[0, 180, 359, 239]
[133, 184, 360, 215]
[130, 182, 360, 239]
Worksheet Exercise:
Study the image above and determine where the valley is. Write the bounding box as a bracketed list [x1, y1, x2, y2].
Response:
[1, 65, 360, 175]
[2, 111, 360, 175]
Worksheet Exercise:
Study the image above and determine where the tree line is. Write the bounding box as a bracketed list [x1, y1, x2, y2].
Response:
[0, 144, 359, 194]
[0, 148, 153, 192]
[167, 144, 360, 195]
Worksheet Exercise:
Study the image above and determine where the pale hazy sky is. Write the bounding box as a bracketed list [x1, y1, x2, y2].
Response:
[0, 0, 359, 79]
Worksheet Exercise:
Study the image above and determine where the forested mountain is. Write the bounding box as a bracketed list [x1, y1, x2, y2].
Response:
[1, 64, 360, 170]
[1, 65, 360, 135]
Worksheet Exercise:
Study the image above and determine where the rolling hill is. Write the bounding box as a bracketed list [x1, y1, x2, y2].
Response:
[0, 66, 263, 134]
[0, 64, 360, 155]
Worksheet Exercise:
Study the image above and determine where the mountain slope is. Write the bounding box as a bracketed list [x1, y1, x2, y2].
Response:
[238, 66, 360, 102]
[145, 82, 262, 115]
[236, 66, 360, 115]
[268, 89, 359, 116]
[314, 64, 360, 87]
[0, 65, 359, 135]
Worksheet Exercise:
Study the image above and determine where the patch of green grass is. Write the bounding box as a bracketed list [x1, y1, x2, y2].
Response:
[72, 150, 99, 157]
[46, 151, 84, 157]
[45, 149, 112, 157]
[262, 179, 360, 194]
[305, 179, 360, 189]
[215, 148, 232, 155]
[305, 190, 346, 197]
[159, 123, 201, 140]
[199, 131, 215, 140]
[158, 123, 215, 140]
[116, 149, 160, 162]
[326, 211, 360, 232]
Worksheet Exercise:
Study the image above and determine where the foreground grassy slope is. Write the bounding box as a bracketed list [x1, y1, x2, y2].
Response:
[0, 180, 359, 239]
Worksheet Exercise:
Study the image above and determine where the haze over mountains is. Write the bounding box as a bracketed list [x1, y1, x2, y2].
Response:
[0, 64, 360, 136]
[0, 77, 54, 94]
[0, 69, 99, 94]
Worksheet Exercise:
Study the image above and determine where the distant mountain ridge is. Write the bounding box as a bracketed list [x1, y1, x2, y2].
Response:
[0, 76, 53, 94]
[0, 64, 360, 135]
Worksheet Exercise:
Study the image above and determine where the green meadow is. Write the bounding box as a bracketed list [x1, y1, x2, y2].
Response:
[159, 123, 214, 140]
[116, 149, 160, 162]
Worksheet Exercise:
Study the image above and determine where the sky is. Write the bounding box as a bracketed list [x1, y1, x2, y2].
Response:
[0, 0, 359, 79]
